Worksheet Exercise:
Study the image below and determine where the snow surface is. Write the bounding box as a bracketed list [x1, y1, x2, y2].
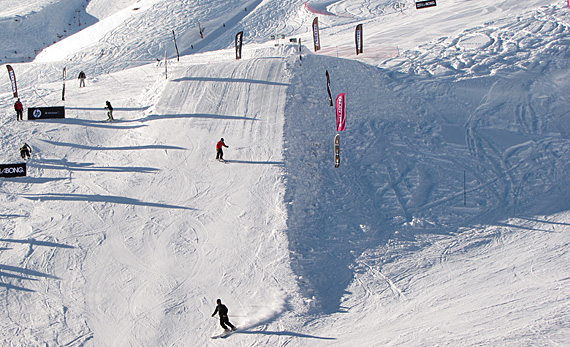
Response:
[1, 0, 570, 346]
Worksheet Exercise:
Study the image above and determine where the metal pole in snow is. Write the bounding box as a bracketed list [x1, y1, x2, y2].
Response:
[164, 50, 167, 79]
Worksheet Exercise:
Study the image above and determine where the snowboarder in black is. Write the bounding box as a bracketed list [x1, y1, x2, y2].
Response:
[20, 143, 31, 160]
[105, 101, 114, 121]
[78, 71, 86, 87]
[212, 299, 236, 332]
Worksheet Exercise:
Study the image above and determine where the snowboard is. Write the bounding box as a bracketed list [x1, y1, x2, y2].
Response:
[211, 329, 236, 339]
[334, 134, 340, 168]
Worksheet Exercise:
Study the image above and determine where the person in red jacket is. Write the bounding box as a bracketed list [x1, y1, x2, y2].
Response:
[216, 138, 229, 161]
[14, 98, 23, 121]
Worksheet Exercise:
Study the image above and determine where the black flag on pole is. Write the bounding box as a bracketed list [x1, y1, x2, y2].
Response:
[62, 67, 66, 101]
[235, 31, 244, 60]
[355, 24, 363, 55]
[326, 70, 333, 106]
[6, 65, 18, 98]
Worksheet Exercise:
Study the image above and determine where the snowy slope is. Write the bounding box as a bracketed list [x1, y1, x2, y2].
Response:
[1, 0, 570, 346]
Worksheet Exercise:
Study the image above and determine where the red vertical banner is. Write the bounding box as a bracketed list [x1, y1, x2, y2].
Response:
[6, 65, 18, 98]
[355, 24, 363, 55]
[312, 17, 321, 52]
[336, 93, 346, 131]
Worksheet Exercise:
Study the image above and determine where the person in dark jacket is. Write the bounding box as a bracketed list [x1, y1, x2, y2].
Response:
[105, 101, 114, 121]
[78, 71, 86, 87]
[211, 299, 236, 332]
[20, 143, 31, 160]
[14, 98, 23, 121]
[216, 138, 229, 160]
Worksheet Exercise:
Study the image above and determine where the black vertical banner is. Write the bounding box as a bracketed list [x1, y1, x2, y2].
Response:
[355, 24, 363, 55]
[326, 70, 333, 106]
[235, 31, 243, 60]
[6, 65, 18, 98]
[312, 17, 320, 52]
[62, 67, 66, 101]
[172, 30, 180, 61]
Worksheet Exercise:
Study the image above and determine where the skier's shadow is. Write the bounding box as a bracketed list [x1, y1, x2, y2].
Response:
[232, 329, 335, 340]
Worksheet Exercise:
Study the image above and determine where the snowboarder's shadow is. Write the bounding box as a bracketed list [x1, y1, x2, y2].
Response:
[232, 329, 335, 341]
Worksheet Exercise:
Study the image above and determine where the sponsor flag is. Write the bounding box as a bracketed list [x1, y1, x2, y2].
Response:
[336, 93, 346, 131]
[334, 134, 340, 168]
[62, 67, 66, 101]
[28, 106, 65, 120]
[355, 24, 363, 55]
[416, 0, 436, 9]
[235, 31, 244, 60]
[6, 65, 18, 98]
[172, 30, 180, 61]
[326, 70, 333, 106]
[0, 163, 26, 177]
[312, 17, 321, 52]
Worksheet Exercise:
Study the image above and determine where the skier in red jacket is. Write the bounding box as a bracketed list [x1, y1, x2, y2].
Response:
[216, 138, 229, 161]
[14, 98, 23, 121]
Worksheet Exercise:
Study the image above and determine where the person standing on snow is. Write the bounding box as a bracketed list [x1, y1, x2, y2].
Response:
[211, 299, 236, 332]
[216, 138, 229, 161]
[105, 101, 114, 121]
[14, 98, 24, 121]
[20, 143, 31, 160]
[78, 71, 86, 87]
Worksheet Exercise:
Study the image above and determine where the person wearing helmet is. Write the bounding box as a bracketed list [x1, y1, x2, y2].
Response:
[211, 299, 236, 332]
[105, 101, 114, 121]
[20, 143, 31, 160]
[216, 138, 228, 161]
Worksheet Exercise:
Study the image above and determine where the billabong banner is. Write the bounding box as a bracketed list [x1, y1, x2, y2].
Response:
[0, 163, 26, 178]
[6, 65, 18, 98]
[326, 70, 333, 106]
[312, 17, 321, 52]
[416, 0, 436, 9]
[235, 31, 243, 60]
[355, 24, 363, 55]
[28, 106, 65, 120]
[336, 93, 346, 131]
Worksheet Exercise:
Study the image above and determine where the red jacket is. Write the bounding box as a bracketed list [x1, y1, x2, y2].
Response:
[14, 101, 23, 111]
[216, 141, 228, 150]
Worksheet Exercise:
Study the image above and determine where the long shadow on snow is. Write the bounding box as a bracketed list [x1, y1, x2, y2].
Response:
[142, 113, 258, 122]
[31, 118, 147, 129]
[225, 159, 283, 165]
[234, 330, 335, 340]
[20, 193, 194, 210]
[40, 139, 185, 151]
[0, 240, 71, 292]
[283, 53, 570, 313]
[34, 159, 159, 174]
[173, 76, 290, 87]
